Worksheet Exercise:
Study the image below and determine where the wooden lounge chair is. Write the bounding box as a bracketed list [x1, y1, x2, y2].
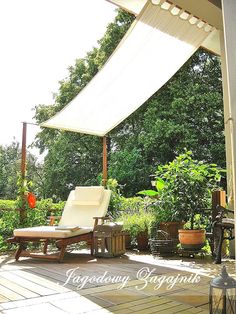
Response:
[8, 186, 111, 262]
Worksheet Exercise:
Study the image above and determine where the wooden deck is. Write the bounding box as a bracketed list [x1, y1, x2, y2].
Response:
[0, 250, 235, 313]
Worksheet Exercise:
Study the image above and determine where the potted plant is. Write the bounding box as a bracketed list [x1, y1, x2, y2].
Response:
[178, 214, 209, 250]
[138, 178, 184, 240]
[152, 151, 223, 250]
[117, 203, 155, 251]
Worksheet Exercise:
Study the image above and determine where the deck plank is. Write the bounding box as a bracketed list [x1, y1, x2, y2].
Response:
[0, 292, 79, 310]
[1, 302, 67, 313]
[133, 301, 184, 314]
[0, 285, 24, 301]
[176, 308, 209, 313]
[0, 294, 10, 303]
[160, 303, 194, 313]
[0, 277, 38, 298]
[0, 251, 222, 313]
[0, 272, 57, 296]
[106, 295, 159, 311]
[11, 270, 69, 293]
[108, 296, 173, 313]
[25, 266, 78, 290]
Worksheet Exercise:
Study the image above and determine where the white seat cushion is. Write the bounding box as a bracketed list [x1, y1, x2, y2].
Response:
[14, 226, 92, 238]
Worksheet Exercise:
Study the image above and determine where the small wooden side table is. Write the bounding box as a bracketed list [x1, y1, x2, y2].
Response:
[93, 224, 126, 257]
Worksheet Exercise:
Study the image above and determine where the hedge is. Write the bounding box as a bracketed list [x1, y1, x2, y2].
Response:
[0, 199, 65, 251]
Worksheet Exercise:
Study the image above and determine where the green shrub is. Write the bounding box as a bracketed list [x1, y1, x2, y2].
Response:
[0, 200, 17, 210]
[153, 151, 224, 229]
[113, 195, 155, 238]
[106, 178, 123, 212]
[118, 210, 155, 238]
[35, 199, 65, 214]
[0, 198, 65, 252]
[0, 210, 20, 238]
[106, 179, 156, 238]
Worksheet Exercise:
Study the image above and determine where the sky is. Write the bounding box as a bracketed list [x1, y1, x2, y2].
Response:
[0, 0, 117, 155]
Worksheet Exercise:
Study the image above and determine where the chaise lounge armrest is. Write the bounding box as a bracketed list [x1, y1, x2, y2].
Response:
[212, 205, 235, 264]
[48, 215, 111, 228]
[93, 215, 112, 227]
[213, 205, 235, 225]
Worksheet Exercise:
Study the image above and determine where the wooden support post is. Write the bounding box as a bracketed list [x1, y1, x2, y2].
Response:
[212, 190, 226, 221]
[221, 0, 236, 258]
[20, 122, 27, 223]
[102, 136, 108, 186]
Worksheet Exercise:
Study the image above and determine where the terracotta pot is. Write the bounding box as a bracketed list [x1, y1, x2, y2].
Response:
[136, 231, 149, 251]
[159, 221, 185, 239]
[178, 229, 206, 250]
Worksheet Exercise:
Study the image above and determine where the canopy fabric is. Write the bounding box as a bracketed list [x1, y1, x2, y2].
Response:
[41, 0, 214, 137]
[108, 0, 221, 55]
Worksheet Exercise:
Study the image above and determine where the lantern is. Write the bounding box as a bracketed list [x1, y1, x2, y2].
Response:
[27, 192, 36, 209]
[209, 265, 236, 313]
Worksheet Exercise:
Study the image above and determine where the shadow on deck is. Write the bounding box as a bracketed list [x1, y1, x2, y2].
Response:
[0, 250, 235, 313]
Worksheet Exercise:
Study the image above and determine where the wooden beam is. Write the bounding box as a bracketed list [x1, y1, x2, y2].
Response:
[208, 0, 221, 9]
[20, 122, 27, 222]
[21, 122, 27, 180]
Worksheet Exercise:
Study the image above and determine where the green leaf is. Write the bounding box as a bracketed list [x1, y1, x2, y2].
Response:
[156, 178, 165, 191]
[137, 190, 159, 197]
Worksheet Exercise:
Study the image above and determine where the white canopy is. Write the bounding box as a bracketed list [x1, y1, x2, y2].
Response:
[41, 0, 214, 137]
[108, 0, 221, 55]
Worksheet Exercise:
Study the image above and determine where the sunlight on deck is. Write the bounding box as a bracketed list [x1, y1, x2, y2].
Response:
[0, 250, 235, 313]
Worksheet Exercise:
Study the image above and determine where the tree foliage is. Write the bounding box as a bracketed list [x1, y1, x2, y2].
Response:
[108, 49, 224, 195]
[42, 133, 103, 200]
[33, 9, 225, 199]
[0, 142, 21, 199]
[0, 141, 43, 200]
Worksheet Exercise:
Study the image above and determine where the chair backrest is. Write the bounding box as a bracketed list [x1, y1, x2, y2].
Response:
[59, 186, 111, 228]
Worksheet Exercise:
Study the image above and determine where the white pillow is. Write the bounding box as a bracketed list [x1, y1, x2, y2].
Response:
[74, 186, 104, 206]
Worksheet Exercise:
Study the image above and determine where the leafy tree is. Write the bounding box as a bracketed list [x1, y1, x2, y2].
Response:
[108, 148, 153, 196]
[137, 50, 224, 167]
[34, 9, 225, 199]
[34, 10, 135, 198]
[109, 50, 225, 195]
[0, 141, 21, 199]
[0, 141, 43, 199]
[42, 133, 103, 200]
